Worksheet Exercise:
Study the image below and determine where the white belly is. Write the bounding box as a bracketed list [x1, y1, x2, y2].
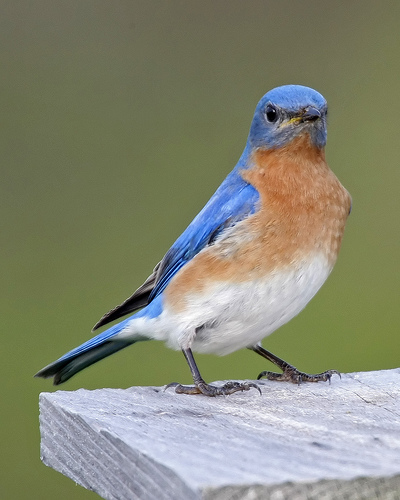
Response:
[120, 253, 333, 355]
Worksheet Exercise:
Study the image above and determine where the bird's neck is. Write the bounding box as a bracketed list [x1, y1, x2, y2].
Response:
[242, 135, 331, 200]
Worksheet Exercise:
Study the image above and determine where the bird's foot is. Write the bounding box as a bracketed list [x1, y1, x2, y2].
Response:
[257, 365, 340, 384]
[166, 380, 261, 396]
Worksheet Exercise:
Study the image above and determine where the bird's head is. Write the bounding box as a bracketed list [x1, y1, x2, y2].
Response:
[248, 85, 328, 150]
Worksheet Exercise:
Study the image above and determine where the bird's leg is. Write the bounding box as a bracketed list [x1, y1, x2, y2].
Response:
[250, 345, 340, 384]
[166, 348, 260, 396]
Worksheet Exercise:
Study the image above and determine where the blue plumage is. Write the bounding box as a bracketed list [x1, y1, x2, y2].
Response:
[149, 169, 260, 300]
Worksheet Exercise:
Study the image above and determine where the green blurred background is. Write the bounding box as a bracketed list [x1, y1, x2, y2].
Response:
[1, 1, 399, 498]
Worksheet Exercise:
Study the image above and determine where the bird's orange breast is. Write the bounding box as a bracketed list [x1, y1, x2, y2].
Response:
[242, 135, 351, 266]
[165, 135, 351, 312]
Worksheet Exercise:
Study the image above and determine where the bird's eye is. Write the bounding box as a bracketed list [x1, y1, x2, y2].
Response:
[265, 105, 278, 123]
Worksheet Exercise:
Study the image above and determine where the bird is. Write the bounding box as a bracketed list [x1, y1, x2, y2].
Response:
[35, 85, 352, 397]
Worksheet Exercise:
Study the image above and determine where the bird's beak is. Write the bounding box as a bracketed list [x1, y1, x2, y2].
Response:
[283, 106, 322, 127]
[301, 106, 321, 122]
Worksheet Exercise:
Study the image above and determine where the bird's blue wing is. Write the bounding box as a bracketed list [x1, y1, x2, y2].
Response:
[149, 170, 259, 299]
[93, 168, 259, 330]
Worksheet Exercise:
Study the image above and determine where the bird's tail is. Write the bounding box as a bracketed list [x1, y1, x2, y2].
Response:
[35, 317, 143, 385]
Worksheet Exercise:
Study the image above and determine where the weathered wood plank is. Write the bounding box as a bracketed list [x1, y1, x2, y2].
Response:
[39, 369, 400, 499]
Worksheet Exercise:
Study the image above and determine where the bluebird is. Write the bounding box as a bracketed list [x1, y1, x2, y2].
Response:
[35, 85, 351, 396]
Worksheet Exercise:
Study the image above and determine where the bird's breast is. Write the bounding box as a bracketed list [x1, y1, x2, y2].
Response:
[165, 136, 351, 313]
[242, 138, 351, 266]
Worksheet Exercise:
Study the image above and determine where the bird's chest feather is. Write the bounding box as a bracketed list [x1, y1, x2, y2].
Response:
[241, 143, 351, 267]
[164, 137, 351, 315]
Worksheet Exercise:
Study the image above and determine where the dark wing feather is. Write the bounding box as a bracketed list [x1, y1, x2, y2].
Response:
[92, 263, 160, 330]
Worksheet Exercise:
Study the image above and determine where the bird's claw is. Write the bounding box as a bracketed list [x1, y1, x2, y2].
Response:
[165, 380, 261, 396]
[257, 367, 340, 385]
